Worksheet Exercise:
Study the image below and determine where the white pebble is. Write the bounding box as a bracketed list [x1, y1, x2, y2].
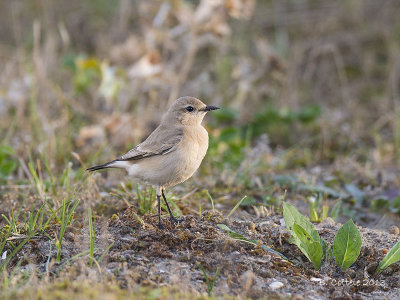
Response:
[269, 281, 284, 290]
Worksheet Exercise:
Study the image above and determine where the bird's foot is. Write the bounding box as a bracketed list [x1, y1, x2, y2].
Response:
[169, 216, 184, 226]
[157, 221, 166, 230]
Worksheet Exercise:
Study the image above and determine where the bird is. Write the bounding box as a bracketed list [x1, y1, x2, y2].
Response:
[87, 96, 219, 229]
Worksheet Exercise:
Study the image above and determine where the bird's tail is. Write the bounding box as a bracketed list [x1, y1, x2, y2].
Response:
[87, 160, 116, 172]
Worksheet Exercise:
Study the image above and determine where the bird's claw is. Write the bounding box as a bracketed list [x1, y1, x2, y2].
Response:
[157, 222, 166, 230]
[169, 216, 184, 225]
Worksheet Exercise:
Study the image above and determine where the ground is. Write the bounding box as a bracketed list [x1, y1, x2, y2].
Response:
[2, 200, 400, 299]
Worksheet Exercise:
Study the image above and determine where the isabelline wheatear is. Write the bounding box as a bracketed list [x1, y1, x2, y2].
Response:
[87, 96, 219, 228]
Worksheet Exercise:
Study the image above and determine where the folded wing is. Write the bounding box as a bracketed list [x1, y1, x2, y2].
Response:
[116, 125, 183, 161]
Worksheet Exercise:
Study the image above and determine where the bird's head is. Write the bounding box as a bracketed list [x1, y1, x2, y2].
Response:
[165, 96, 219, 126]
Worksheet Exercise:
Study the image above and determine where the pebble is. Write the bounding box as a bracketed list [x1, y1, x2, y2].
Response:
[269, 280, 284, 290]
[389, 225, 399, 235]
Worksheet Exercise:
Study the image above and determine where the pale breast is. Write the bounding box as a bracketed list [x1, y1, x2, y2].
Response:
[184, 125, 208, 166]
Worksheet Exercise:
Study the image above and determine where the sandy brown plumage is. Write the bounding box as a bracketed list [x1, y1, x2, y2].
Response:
[87, 96, 219, 228]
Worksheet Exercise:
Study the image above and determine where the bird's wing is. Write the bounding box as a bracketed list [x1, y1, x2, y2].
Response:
[116, 125, 184, 161]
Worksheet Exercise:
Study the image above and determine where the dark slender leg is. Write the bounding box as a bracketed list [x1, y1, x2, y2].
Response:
[162, 189, 180, 224]
[157, 194, 164, 229]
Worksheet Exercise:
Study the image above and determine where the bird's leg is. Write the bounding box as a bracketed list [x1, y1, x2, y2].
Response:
[161, 189, 181, 225]
[156, 193, 164, 229]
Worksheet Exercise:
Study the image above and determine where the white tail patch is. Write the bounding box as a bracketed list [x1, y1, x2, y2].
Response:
[108, 161, 132, 170]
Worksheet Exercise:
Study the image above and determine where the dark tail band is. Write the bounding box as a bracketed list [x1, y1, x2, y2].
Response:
[86, 161, 115, 172]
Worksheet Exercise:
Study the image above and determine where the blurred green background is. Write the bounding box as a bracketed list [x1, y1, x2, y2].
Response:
[1, 0, 400, 205]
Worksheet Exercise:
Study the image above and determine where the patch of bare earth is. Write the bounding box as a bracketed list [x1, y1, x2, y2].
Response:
[6, 207, 400, 299]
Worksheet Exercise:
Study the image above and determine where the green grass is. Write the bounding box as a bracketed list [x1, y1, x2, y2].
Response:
[53, 199, 80, 262]
[198, 263, 221, 297]
[88, 208, 95, 267]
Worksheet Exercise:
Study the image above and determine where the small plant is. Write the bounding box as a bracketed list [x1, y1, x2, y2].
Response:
[375, 240, 400, 275]
[198, 263, 221, 296]
[23, 202, 54, 235]
[309, 195, 342, 223]
[283, 202, 325, 269]
[333, 219, 362, 270]
[283, 202, 363, 270]
[2, 202, 53, 237]
[54, 198, 80, 262]
[136, 184, 155, 214]
[2, 208, 20, 234]
[308, 194, 329, 223]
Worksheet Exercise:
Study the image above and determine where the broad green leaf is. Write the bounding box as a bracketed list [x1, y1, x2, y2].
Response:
[292, 223, 323, 269]
[375, 240, 400, 274]
[283, 203, 325, 269]
[217, 224, 288, 260]
[333, 219, 362, 270]
[282, 202, 319, 241]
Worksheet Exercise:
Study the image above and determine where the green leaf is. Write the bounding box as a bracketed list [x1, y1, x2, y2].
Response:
[321, 205, 329, 221]
[282, 202, 319, 241]
[330, 200, 342, 221]
[310, 207, 319, 222]
[217, 224, 288, 260]
[375, 240, 400, 275]
[333, 219, 362, 270]
[292, 223, 324, 269]
[283, 202, 325, 269]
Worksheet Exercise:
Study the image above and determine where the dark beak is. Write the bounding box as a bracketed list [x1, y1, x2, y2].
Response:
[200, 105, 220, 112]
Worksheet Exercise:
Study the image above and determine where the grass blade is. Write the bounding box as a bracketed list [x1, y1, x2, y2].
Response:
[206, 190, 215, 212]
[88, 208, 95, 267]
[227, 195, 247, 218]
[375, 240, 400, 275]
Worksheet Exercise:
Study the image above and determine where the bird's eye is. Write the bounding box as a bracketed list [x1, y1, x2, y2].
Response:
[186, 106, 194, 112]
